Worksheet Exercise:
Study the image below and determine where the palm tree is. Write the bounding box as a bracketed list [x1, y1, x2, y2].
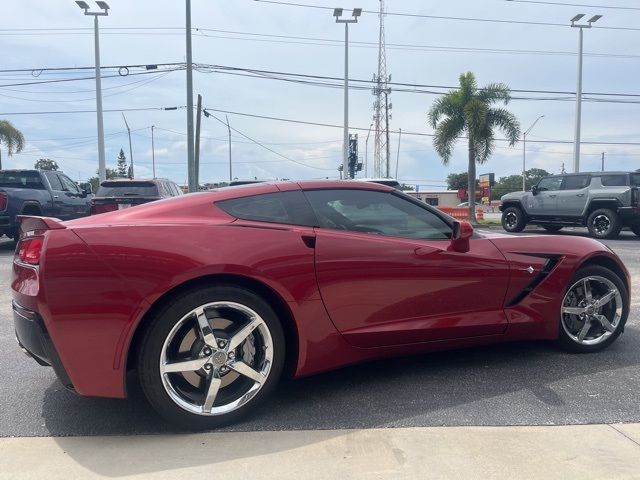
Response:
[428, 72, 520, 223]
[0, 120, 25, 170]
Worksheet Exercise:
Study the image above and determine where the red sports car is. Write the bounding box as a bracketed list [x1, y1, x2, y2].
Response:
[12, 181, 630, 429]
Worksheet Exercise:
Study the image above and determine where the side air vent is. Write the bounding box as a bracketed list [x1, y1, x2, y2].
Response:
[507, 257, 560, 307]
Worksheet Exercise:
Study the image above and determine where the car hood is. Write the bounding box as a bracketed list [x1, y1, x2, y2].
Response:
[501, 191, 529, 201]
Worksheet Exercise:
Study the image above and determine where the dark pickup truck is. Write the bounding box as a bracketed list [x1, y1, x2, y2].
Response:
[0, 169, 92, 240]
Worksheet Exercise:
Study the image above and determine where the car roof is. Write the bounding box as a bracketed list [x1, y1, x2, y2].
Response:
[100, 178, 171, 186]
[547, 171, 633, 177]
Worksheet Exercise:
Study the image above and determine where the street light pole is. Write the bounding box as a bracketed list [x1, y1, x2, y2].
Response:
[334, 8, 362, 179]
[185, 0, 196, 192]
[121, 113, 133, 178]
[570, 13, 602, 173]
[522, 115, 544, 191]
[76, 1, 109, 183]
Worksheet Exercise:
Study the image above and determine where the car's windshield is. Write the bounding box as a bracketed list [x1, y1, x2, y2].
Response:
[0, 171, 45, 190]
[96, 182, 159, 197]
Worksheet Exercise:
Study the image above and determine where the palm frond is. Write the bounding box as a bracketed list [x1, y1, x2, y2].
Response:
[0, 120, 26, 156]
[463, 99, 488, 139]
[458, 72, 477, 104]
[433, 116, 465, 165]
[487, 108, 521, 145]
[428, 92, 463, 128]
[477, 82, 511, 105]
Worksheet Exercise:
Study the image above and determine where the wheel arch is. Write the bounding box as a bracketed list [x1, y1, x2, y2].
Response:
[577, 254, 629, 296]
[20, 201, 42, 215]
[124, 273, 300, 387]
[501, 200, 525, 212]
[585, 200, 620, 217]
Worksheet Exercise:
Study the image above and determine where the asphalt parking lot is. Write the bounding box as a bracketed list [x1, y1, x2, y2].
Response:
[0, 228, 638, 437]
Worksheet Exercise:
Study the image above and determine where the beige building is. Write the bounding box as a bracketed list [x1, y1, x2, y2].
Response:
[406, 190, 460, 207]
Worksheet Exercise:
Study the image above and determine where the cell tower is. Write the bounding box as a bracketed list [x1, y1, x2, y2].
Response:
[372, 0, 391, 178]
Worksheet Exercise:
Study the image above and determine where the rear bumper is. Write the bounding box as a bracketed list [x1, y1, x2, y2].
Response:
[13, 301, 74, 391]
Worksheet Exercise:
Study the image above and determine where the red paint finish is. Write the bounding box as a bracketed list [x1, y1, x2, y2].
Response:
[11, 181, 631, 400]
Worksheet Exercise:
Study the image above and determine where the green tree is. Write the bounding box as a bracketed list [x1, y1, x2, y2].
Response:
[116, 148, 128, 177]
[491, 168, 551, 199]
[87, 168, 118, 193]
[428, 72, 521, 223]
[446, 172, 480, 192]
[0, 120, 25, 170]
[34, 158, 59, 171]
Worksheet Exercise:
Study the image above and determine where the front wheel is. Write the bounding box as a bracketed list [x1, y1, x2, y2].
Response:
[138, 285, 285, 430]
[587, 208, 622, 239]
[631, 224, 640, 237]
[557, 265, 628, 353]
[501, 206, 527, 233]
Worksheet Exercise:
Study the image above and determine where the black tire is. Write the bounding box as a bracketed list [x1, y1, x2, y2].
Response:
[501, 206, 527, 233]
[542, 225, 563, 233]
[138, 284, 286, 430]
[587, 208, 622, 239]
[631, 224, 640, 237]
[556, 265, 628, 353]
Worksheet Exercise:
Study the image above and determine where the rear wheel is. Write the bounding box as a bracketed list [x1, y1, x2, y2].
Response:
[501, 206, 527, 233]
[587, 208, 622, 239]
[138, 285, 285, 430]
[631, 224, 640, 237]
[542, 225, 563, 233]
[557, 265, 628, 353]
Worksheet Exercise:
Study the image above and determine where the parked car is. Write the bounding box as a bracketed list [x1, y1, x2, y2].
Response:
[500, 171, 640, 239]
[0, 169, 91, 240]
[13, 180, 630, 429]
[90, 178, 182, 215]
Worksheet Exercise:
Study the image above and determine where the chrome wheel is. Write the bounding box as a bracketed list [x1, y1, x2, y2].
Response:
[561, 276, 622, 346]
[159, 301, 273, 416]
[592, 215, 611, 236]
[504, 212, 518, 229]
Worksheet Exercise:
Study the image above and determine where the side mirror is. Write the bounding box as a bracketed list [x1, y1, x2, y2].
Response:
[450, 221, 473, 253]
[531, 185, 538, 195]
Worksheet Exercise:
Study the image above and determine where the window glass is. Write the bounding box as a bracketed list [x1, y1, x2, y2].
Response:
[44, 172, 63, 190]
[600, 175, 628, 187]
[631, 173, 640, 187]
[304, 189, 451, 240]
[537, 176, 563, 191]
[96, 181, 159, 197]
[58, 174, 80, 193]
[563, 175, 590, 190]
[216, 191, 316, 226]
[0, 171, 45, 190]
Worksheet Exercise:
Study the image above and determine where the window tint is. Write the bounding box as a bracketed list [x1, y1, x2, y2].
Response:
[44, 172, 63, 190]
[537, 176, 563, 191]
[563, 175, 590, 190]
[0, 171, 45, 190]
[96, 181, 159, 197]
[216, 191, 316, 226]
[304, 189, 451, 240]
[600, 175, 628, 187]
[631, 173, 640, 187]
[58, 174, 80, 193]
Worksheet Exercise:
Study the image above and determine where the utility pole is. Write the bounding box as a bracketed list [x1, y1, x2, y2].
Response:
[194, 94, 202, 190]
[122, 112, 134, 178]
[151, 125, 156, 179]
[395, 128, 402, 179]
[75, 1, 109, 182]
[334, 7, 362, 180]
[226, 115, 232, 182]
[364, 123, 373, 177]
[570, 14, 602, 173]
[601, 152, 605, 172]
[185, 0, 196, 192]
[384, 91, 391, 177]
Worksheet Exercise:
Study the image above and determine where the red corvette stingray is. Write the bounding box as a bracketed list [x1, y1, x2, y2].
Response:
[12, 181, 630, 429]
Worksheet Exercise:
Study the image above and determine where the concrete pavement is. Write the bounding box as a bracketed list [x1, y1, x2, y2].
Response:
[3, 424, 640, 479]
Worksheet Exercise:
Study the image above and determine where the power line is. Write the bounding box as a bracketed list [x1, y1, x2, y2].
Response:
[504, 0, 640, 11]
[0, 106, 185, 115]
[252, 0, 640, 31]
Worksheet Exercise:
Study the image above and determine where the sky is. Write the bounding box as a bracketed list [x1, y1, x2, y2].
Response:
[1, 0, 639, 190]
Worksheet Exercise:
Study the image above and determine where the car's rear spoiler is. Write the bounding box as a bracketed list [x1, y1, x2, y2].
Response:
[17, 216, 66, 235]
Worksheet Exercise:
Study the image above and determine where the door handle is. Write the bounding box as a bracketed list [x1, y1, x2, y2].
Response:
[549, 194, 557, 198]
[576, 193, 585, 197]
[53, 195, 59, 199]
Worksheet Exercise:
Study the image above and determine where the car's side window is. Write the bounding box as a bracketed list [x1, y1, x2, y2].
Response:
[215, 191, 317, 226]
[304, 189, 452, 240]
[58, 174, 81, 194]
[600, 175, 628, 187]
[631, 174, 640, 187]
[44, 172, 63, 191]
[562, 175, 590, 190]
[537, 177, 563, 191]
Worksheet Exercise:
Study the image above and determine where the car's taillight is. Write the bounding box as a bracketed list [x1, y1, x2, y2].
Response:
[0, 192, 7, 211]
[17, 236, 44, 265]
[90, 200, 118, 215]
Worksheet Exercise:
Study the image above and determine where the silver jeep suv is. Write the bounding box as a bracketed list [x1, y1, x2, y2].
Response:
[499, 171, 640, 239]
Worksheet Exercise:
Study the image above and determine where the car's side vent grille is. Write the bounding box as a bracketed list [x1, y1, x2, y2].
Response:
[507, 256, 560, 307]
